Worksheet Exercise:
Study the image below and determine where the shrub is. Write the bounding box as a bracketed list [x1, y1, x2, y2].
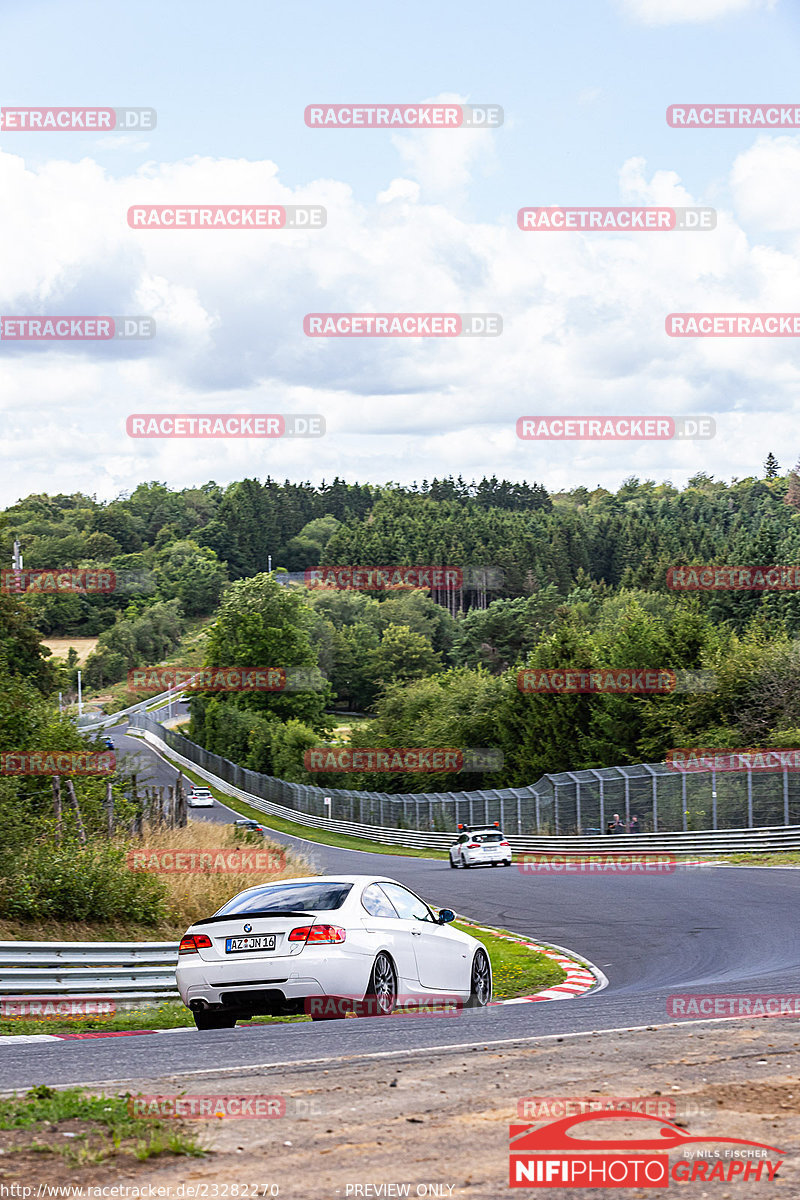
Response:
[0, 841, 168, 924]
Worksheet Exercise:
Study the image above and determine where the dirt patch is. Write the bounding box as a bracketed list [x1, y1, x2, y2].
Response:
[2, 1019, 797, 1197]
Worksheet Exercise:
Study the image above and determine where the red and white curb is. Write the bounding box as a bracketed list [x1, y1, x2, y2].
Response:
[456, 920, 606, 1003]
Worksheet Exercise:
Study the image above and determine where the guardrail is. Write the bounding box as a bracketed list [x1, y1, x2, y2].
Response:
[0, 942, 179, 1001]
[75, 678, 197, 734]
[135, 727, 800, 855]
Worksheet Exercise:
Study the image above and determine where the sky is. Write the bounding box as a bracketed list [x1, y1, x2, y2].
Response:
[0, 0, 799, 506]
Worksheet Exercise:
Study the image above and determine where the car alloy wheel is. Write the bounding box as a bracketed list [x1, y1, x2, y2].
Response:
[359, 951, 397, 1016]
[449, 854, 457, 868]
[466, 949, 491, 1008]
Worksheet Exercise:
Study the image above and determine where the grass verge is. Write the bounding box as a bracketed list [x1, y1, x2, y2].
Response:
[715, 851, 800, 865]
[0, 1084, 203, 1167]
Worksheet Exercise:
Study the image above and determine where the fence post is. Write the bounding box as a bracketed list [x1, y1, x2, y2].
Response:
[106, 778, 114, 837]
[599, 781, 605, 834]
[784, 768, 789, 826]
[623, 776, 629, 828]
[652, 774, 658, 833]
[535, 790, 541, 833]
[554, 785, 560, 835]
[575, 783, 581, 834]
[516, 792, 522, 835]
[681, 774, 687, 832]
[52, 775, 62, 843]
[747, 769, 753, 827]
[64, 778, 87, 846]
[712, 768, 717, 829]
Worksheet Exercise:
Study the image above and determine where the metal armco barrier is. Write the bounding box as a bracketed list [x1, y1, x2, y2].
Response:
[76, 677, 198, 733]
[0, 942, 179, 1000]
[134, 725, 800, 854]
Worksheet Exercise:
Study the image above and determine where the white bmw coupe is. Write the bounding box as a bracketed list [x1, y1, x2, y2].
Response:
[176, 873, 492, 1029]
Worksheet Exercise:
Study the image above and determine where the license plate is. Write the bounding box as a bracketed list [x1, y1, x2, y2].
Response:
[225, 935, 277, 953]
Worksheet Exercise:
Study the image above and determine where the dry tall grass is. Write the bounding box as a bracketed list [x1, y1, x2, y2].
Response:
[124, 820, 314, 927]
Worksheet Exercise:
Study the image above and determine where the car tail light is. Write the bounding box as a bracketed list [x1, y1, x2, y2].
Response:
[467, 842, 480, 848]
[288, 924, 346, 944]
[178, 934, 213, 955]
[500, 841, 510, 847]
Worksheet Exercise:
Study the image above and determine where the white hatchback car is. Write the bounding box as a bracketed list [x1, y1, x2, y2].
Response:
[176, 874, 492, 1029]
[449, 824, 513, 868]
[186, 787, 214, 808]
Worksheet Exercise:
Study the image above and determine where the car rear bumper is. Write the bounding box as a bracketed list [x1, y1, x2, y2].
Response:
[176, 949, 374, 1009]
[463, 852, 512, 865]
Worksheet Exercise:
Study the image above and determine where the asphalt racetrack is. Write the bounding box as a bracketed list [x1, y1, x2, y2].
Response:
[2, 720, 799, 1091]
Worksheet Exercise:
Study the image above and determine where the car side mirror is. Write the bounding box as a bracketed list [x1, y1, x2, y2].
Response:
[438, 908, 456, 925]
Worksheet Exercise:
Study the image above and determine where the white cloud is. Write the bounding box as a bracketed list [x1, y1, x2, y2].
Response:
[730, 134, 800, 231]
[618, 0, 776, 24]
[0, 136, 798, 505]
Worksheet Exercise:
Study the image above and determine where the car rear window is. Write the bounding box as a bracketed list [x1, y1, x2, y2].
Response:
[474, 832, 503, 842]
[215, 881, 354, 916]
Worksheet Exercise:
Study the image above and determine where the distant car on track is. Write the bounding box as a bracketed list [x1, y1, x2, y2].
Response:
[449, 823, 512, 869]
[186, 786, 214, 808]
[176, 873, 492, 1029]
[234, 818, 268, 834]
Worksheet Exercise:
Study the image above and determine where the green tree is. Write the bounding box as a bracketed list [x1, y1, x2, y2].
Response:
[200, 573, 330, 727]
[155, 539, 227, 616]
[365, 624, 442, 695]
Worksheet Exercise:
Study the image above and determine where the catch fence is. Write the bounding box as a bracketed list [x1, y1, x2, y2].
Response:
[129, 714, 800, 835]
